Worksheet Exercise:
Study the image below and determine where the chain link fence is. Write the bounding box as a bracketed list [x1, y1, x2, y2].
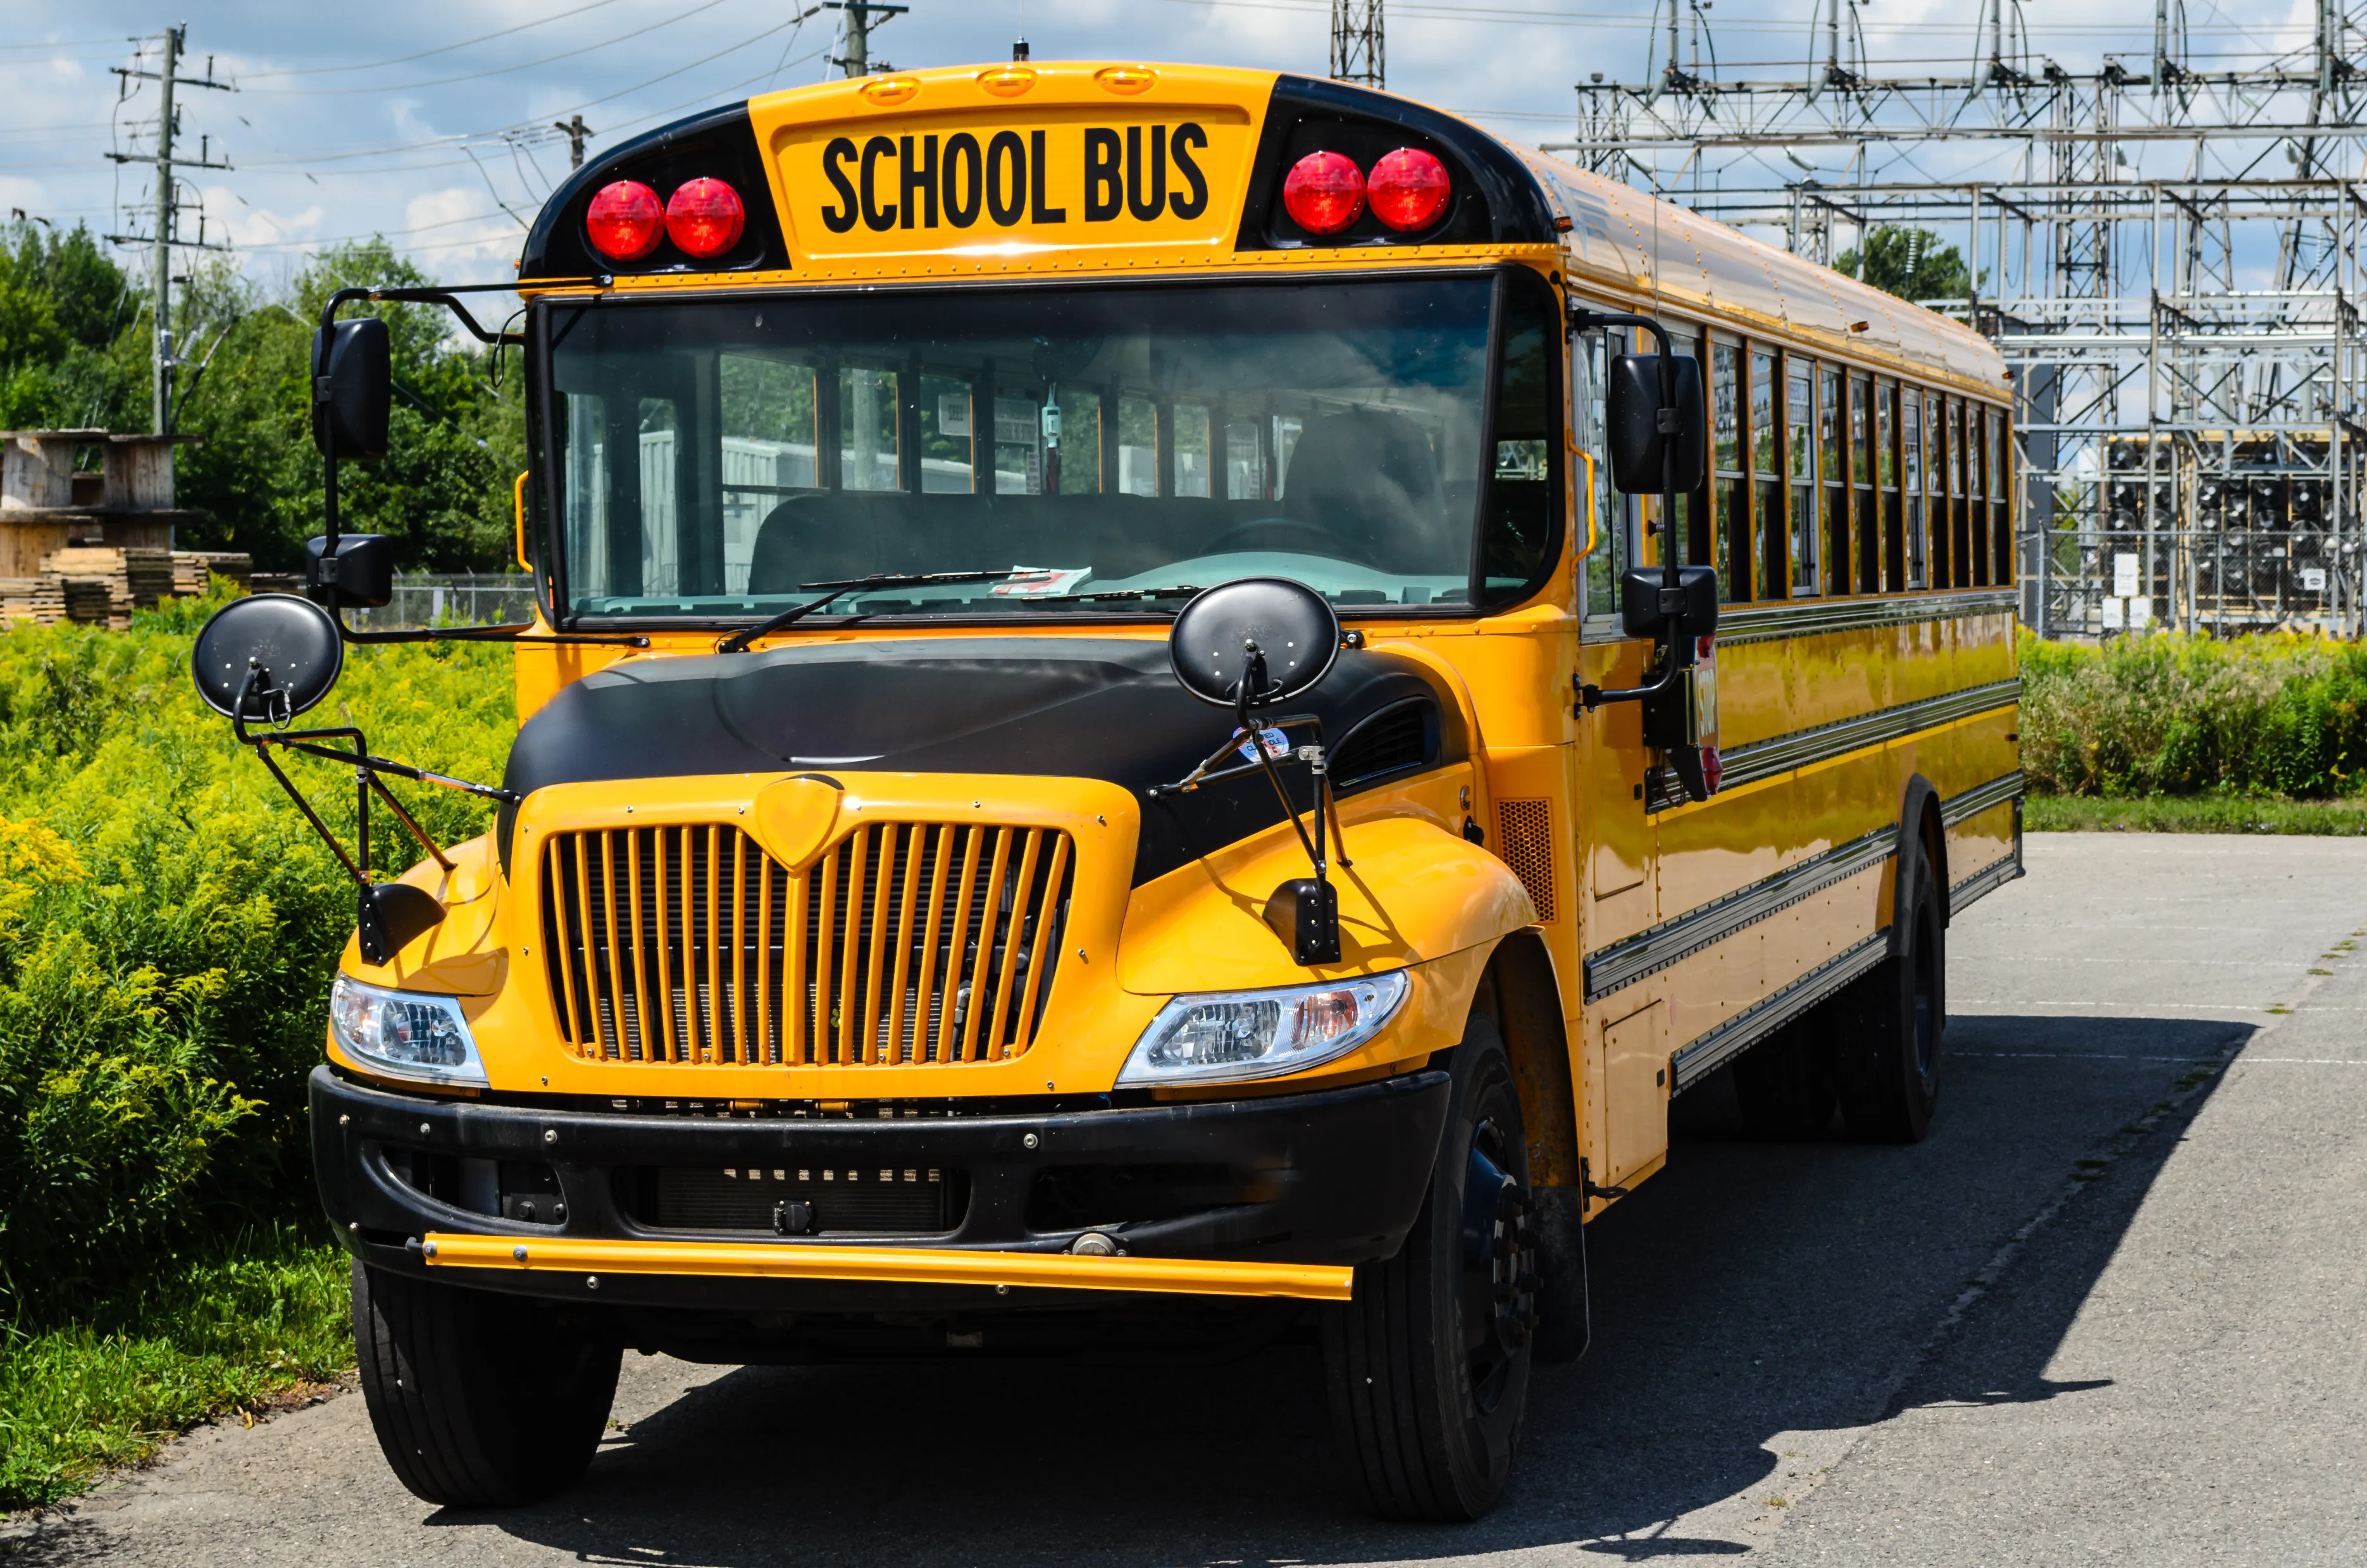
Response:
[340, 575, 540, 631]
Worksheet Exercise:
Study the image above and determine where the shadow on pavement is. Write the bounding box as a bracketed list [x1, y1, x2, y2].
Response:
[450, 1013, 2247, 1566]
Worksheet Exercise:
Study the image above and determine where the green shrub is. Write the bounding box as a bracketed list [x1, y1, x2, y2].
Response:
[2019, 630, 2367, 799]
[0, 606, 514, 1315]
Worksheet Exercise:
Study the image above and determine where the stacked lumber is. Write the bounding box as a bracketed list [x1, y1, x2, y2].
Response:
[123, 548, 175, 607]
[173, 550, 251, 595]
[41, 547, 134, 628]
[0, 577, 65, 627]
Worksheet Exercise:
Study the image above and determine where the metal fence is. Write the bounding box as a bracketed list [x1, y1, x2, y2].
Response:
[342, 574, 540, 631]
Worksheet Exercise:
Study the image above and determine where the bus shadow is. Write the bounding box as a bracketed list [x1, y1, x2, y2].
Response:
[459, 1011, 2247, 1565]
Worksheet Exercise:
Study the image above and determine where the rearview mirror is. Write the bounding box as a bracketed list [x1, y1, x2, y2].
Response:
[1606, 352, 1706, 496]
[190, 592, 345, 721]
[306, 532, 396, 609]
[312, 318, 390, 462]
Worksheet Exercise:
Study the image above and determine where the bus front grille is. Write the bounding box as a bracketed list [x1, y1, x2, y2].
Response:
[536, 821, 1072, 1066]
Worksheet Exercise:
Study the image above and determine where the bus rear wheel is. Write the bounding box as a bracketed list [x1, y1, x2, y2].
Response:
[1837, 838, 1947, 1143]
[1322, 1017, 1535, 1520]
[353, 1260, 620, 1509]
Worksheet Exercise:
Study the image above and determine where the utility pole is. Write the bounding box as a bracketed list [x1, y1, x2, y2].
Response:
[1331, 1, 1384, 89]
[106, 25, 230, 435]
[824, 1, 909, 78]
[553, 114, 592, 171]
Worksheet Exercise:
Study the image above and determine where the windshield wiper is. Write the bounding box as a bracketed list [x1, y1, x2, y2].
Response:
[1017, 583, 1205, 606]
[716, 570, 1013, 653]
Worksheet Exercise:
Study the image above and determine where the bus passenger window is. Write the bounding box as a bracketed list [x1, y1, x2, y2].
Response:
[1946, 397, 1970, 587]
[1224, 418, 1265, 501]
[1118, 397, 1158, 497]
[1172, 403, 1211, 497]
[918, 375, 974, 494]
[721, 356, 822, 590]
[1751, 349, 1781, 597]
[1876, 380, 1901, 590]
[1712, 339, 1746, 600]
[1850, 374, 1877, 592]
[1990, 410, 2013, 587]
[1819, 364, 1844, 595]
[1047, 386, 1100, 494]
[1787, 359, 1817, 596]
[994, 395, 1041, 494]
[1901, 387, 1925, 588]
[840, 368, 900, 492]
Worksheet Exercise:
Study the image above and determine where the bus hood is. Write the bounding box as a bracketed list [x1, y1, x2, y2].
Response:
[498, 637, 1462, 886]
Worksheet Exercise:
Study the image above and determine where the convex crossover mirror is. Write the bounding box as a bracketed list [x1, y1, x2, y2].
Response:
[190, 592, 345, 721]
[1167, 577, 1343, 708]
[1606, 351, 1706, 495]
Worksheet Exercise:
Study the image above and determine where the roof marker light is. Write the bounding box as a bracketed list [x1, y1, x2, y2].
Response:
[585, 180, 664, 262]
[1095, 65, 1157, 95]
[1282, 151, 1365, 236]
[665, 177, 745, 259]
[1367, 148, 1452, 233]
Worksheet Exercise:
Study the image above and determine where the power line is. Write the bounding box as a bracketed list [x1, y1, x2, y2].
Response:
[233, 0, 633, 78]
[235, 0, 743, 96]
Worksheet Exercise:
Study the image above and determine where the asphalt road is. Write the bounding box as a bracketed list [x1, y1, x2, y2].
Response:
[12, 831, 2366, 1565]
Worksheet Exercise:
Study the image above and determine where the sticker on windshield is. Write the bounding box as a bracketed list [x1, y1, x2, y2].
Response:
[1234, 726, 1291, 764]
[992, 566, 1093, 597]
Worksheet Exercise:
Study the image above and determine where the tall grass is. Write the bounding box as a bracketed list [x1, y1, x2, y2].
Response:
[2018, 630, 2367, 800]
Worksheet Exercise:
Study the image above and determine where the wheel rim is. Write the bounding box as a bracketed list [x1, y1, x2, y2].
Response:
[1458, 1116, 1537, 1414]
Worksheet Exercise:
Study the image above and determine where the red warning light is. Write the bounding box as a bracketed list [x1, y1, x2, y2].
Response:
[585, 180, 664, 262]
[1282, 151, 1367, 235]
[666, 177, 745, 259]
[1368, 148, 1451, 232]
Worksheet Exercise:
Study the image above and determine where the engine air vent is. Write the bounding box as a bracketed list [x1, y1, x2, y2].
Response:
[1495, 797, 1557, 923]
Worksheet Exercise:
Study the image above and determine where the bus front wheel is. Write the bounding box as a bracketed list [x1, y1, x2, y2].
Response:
[1322, 1016, 1536, 1520]
[1837, 838, 1947, 1142]
[353, 1261, 620, 1508]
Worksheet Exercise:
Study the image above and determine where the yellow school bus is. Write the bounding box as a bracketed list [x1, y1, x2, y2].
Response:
[209, 58, 2020, 1521]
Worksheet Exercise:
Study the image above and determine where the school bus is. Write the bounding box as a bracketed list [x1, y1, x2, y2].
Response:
[203, 58, 2020, 1521]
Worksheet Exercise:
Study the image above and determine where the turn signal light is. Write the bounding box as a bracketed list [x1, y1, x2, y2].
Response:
[1369, 147, 1451, 232]
[585, 180, 664, 261]
[666, 177, 745, 258]
[1282, 150, 1365, 235]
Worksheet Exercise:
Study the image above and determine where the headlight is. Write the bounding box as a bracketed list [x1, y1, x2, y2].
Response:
[1117, 971, 1410, 1086]
[329, 975, 487, 1086]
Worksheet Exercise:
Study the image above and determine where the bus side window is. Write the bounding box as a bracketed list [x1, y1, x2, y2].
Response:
[1876, 379, 1901, 590]
[1901, 386, 1925, 588]
[1851, 373, 1877, 593]
[1712, 337, 1745, 600]
[1172, 402, 1212, 497]
[1991, 409, 2013, 587]
[1579, 328, 1623, 619]
[1750, 349, 1782, 597]
[1818, 363, 1844, 596]
[1786, 357, 1817, 597]
[1480, 273, 1560, 609]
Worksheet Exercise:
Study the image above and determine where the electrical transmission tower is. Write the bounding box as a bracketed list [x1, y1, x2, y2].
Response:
[1332, 1, 1384, 89]
[1551, 0, 2367, 638]
[105, 25, 230, 436]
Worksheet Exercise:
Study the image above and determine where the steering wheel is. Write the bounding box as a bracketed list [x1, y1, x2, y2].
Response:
[1204, 516, 1379, 566]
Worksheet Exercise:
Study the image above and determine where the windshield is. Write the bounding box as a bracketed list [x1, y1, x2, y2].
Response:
[539, 272, 1559, 621]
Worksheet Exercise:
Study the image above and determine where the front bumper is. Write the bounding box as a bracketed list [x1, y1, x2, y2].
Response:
[311, 1064, 1450, 1312]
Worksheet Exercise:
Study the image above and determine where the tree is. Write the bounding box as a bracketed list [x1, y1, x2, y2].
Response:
[172, 240, 524, 572]
[1835, 226, 1975, 303]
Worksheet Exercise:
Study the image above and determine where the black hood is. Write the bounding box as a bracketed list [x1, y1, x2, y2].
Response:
[500, 638, 1463, 885]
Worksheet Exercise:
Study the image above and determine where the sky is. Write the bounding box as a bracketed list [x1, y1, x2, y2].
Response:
[0, 0, 2333, 290]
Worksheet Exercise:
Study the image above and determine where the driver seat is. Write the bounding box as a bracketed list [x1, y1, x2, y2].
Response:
[1280, 408, 1450, 570]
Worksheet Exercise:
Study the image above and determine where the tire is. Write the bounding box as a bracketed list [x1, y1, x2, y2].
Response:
[353, 1260, 621, 1509]
[1836, 835, 1947, 1143]
[1322, 1017, 1536, 1520]
[1731, 1011, 1839, 1139]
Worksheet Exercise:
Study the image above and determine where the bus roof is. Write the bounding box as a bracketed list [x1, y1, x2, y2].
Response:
[516, 61, 2004, 399]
